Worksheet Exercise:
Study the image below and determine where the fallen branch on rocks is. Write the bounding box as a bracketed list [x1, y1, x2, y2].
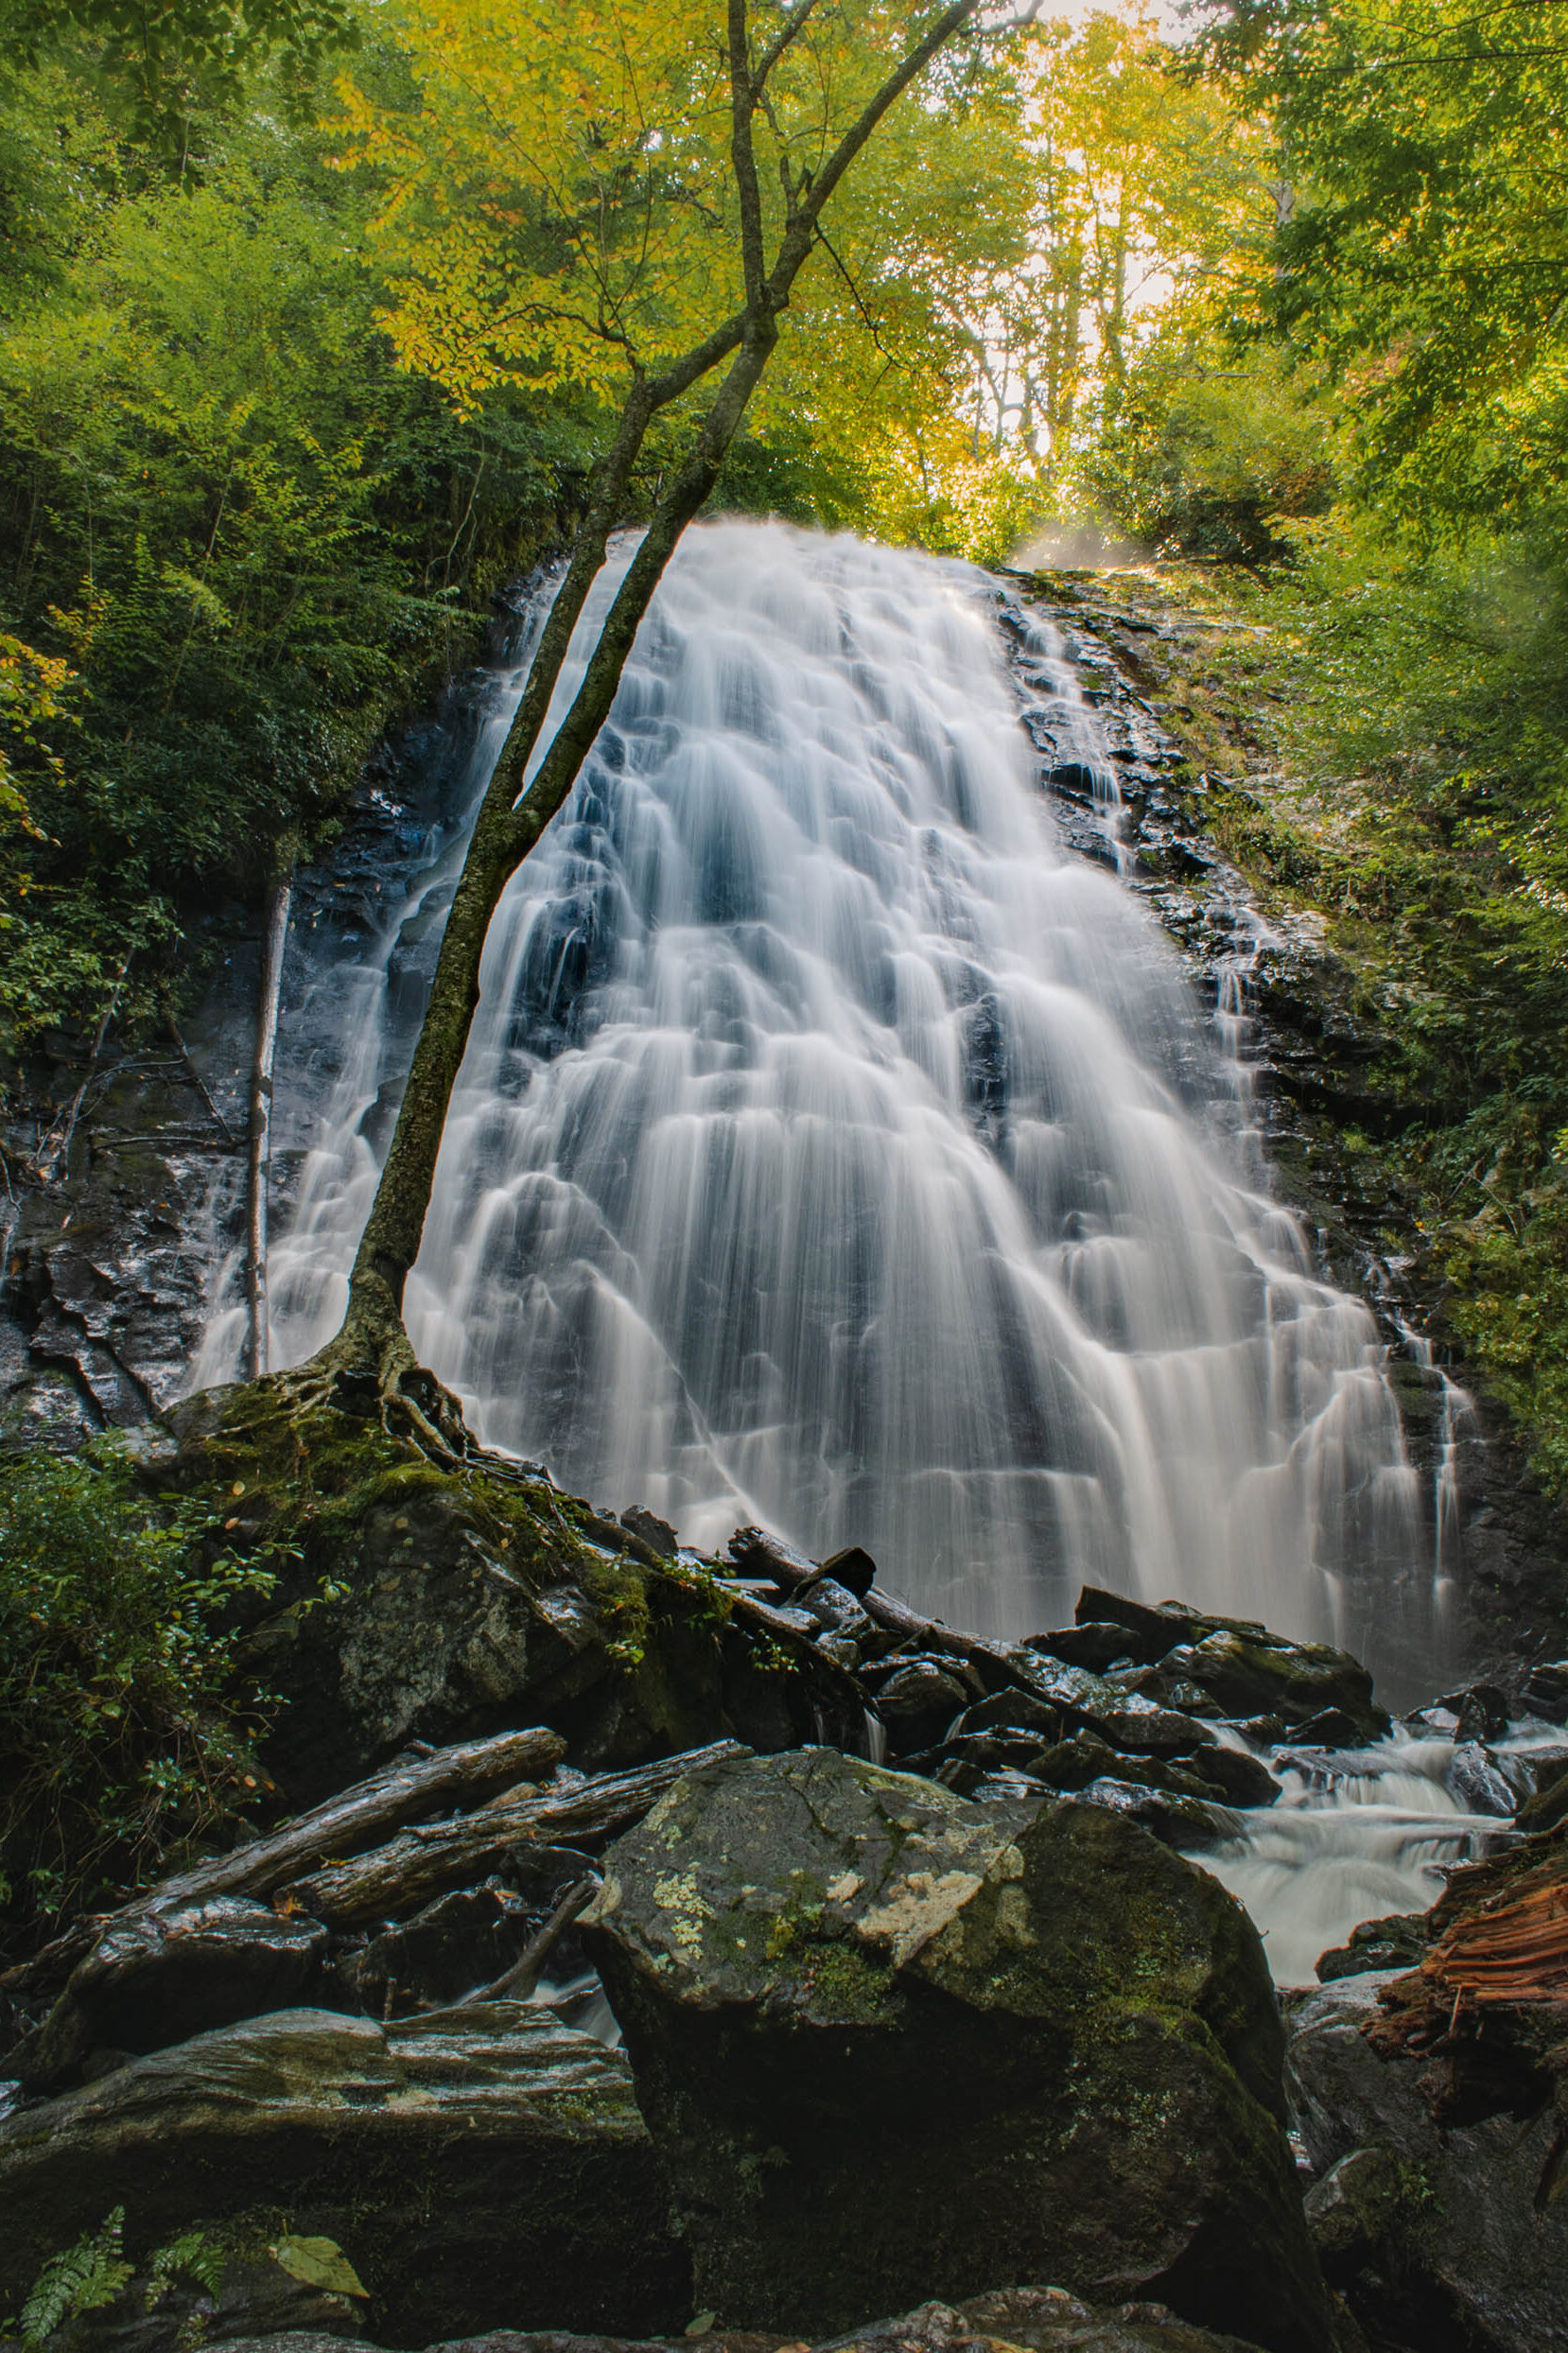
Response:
[726, 1527, 1018, 1679]
[3, 1726, 566, 1998]
[279, 1741, 747, 1926]
[475, 1874, 601, 2004]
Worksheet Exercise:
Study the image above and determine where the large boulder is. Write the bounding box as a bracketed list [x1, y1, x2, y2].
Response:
[150, 1387, 861, 1811]
[0, 2002, 689, 2347]
[581, 1747, 1333, 2353]
[1288, 1972, 1568, 2351]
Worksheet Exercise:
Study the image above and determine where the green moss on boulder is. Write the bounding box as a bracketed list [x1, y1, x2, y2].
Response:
[582, 1747, 1333, 2353]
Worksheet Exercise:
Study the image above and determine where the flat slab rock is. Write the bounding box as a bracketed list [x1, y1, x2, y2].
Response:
[212, 2286, 1266, 2353]
[581, 1748, 1333, 2353]
[0, 2002, 688, 2346]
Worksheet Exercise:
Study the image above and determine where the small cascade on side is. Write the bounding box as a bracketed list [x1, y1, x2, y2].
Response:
[1394, 1316, 1476, 1653]
[198, 518, 1442, 1687]
[1202, 1733, 1490, 1986]
[189, 584, 557, 1395]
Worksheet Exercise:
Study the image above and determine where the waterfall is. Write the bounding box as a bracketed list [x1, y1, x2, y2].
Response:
[196, 519, 1435, 1680]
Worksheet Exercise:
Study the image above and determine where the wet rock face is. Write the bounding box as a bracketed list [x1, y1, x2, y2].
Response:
[151, 1388, 863, 1814]
[1070, 1591, 1389, 1744]
[583, 1747, 1333, 2353]
[1288, 1974, 1568, 2353]
[0, 2002, 689, 2347]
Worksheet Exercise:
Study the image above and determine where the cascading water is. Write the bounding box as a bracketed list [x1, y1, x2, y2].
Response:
[1204, 1734, 1489, 1986]
[197, 517, 1437, 1690]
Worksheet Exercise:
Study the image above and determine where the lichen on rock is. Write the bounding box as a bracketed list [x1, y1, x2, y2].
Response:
[582, 1746, 1334, 2353]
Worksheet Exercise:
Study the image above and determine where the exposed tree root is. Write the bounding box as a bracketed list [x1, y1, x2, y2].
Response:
[249, 1267, 475, 1472]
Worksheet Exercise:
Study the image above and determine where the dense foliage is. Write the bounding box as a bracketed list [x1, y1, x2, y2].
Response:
[0, 1, 1054, 1064]
[0, 50, 613, 1047]
[0, 1445, 279, 1937]
[1119, 1, 1568, 1486]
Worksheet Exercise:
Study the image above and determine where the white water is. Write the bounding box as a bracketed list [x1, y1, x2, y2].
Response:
[1202, 1734, 1489, 1986]
[196, 519, 1435, 1672]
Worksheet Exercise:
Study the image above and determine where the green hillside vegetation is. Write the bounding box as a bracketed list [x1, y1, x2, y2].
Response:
[1071, 0, 1568, 1489]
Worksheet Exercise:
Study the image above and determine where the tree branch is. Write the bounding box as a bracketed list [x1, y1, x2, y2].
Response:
[751, 0, 824, 95]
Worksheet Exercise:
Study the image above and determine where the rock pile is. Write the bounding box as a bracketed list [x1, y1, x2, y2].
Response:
[6, 1390, 1568, 2353]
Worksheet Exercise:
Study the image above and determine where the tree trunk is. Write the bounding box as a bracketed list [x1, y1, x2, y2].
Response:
[336, 322, 781, 1380]
[245, 834, 298, 1380]
[320, 0, 988, 1390]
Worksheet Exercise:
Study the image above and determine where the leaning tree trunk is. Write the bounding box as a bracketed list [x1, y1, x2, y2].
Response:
[315, 0, 986, 1403]
[245, 831, 298, 1380]
[332, 318, 783, 1386]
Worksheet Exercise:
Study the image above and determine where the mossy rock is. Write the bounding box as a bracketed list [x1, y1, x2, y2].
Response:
[147, 1383, 848, 1805]
[583, 1748, 1333, 2353]
[0, 2003, 688, 2347]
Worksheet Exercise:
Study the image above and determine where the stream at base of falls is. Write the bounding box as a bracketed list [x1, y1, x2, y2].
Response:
[190, 516, 1509, 1996]
[1201, 1719, 1561, 1987]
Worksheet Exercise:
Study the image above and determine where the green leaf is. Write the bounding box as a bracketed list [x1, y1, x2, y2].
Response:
[272, 2237, 368, 2298]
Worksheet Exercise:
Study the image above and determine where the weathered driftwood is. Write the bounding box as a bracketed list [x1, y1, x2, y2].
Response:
[1431, 1879, 1568, 2002]
[3, 1726, 565, 1996]
[279, 1740, 747, 1926]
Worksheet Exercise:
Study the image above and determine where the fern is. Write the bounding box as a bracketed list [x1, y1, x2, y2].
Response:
[145, 2232, 226, 2311]
[18, 2209, 133, 2346]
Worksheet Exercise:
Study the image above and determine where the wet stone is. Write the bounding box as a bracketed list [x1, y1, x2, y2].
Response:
[950, 1690, 1059, 1739]
[583, 1745, 1334, 2353]
[1523, 1660, 1568, 1722]
[208, 2287, 1279, 2353]
[0, 2003, 688, 2343]
[1288, 1710, 1364, 1751]
[1187, 1745, 1279, 1810]
[7, 1898, 328, 2090]
[1444, 1741, 1518, 1819]
[1073, 1777, 1236, 1851]
[1301, 2145, 1407, 2279]
[1287, 1973, 1568, 2353]
[867, 1659, 971, 1755]
[1314, 1913, 1430, 1983]
[619, 1508, 679, 1558]
[1023, 1623, 1141, 1673]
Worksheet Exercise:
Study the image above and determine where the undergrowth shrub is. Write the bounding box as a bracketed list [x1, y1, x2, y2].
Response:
[0, 1446, 279, 1943]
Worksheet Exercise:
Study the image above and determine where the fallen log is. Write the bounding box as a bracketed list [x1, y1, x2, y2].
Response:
[728, 1526, 1019, 1682]
[279, 1740, 748, 1926]
[4, 1726, 565, 1996]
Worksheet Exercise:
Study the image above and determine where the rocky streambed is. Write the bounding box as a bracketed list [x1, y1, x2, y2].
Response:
[3, 1384, 1568, 2353]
